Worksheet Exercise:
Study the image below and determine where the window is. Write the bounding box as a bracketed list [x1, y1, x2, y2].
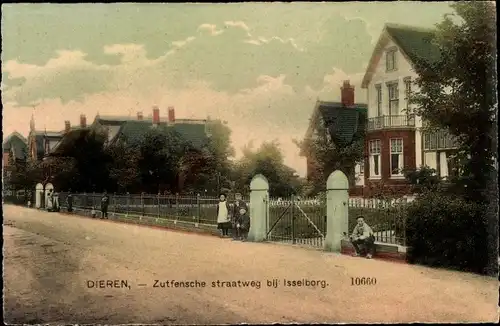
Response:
[375, 84, 382, 117]
[386, 49, 397, 71]
[404, 77, 412, 115]
[369, 140, 381, 178]
[390, 138, 404, 176]
[387, 82, 399, 116]
[359, 160, 364, 176]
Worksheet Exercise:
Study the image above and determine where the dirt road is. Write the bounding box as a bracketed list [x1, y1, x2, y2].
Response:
[3, 205, 498, 324]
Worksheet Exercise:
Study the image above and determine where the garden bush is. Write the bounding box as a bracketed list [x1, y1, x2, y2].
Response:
[405, 192, 489, 274]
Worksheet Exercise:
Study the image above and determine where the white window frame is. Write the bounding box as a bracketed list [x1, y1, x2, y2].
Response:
[387, 82, 399, 116]
[386, 48, 397, 72]
[375, 84, 382, 117]
[390, 138, 404, 177]
[404, 77, 412, 115]
[369, 140, 381, 179]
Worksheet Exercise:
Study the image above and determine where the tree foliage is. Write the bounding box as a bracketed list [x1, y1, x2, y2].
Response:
[233, 140, 302, 197]
[294, 115, 365, 195]
[410, 2, 497, 275]
[411, 1, 497, 204]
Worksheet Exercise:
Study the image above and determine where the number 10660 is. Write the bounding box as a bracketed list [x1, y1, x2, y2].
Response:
[351, 277, 377, 285]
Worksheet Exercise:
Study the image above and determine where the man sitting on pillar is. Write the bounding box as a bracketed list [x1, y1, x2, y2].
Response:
[350, 216, 375, 259]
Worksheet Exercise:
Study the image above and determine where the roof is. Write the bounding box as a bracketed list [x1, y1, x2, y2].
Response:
[318, 102, 367, 147]
[171, 123, 209, 149]
[303, 100, 367, 152]
[114, 120, 209, 149]
[50, 128, 91, 155]
[361, 23, 441, 88]
[385, 24, 441, 66]
[3, 132, 28, 160]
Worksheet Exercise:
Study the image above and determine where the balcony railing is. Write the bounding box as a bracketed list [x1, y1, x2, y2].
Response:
[423, 129, 459, 151]
[367, 115, 415, 131]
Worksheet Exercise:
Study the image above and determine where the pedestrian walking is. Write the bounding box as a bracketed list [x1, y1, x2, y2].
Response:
[232, 193, 249, 240]
[101, 191, 110, 219]
[216, 194, 231, 237]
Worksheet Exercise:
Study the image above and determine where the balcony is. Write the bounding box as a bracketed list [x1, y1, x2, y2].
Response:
[423, 129, 459, 151]
[367, 115, 415, 131]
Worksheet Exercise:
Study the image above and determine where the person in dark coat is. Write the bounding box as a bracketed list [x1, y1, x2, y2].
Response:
[216, 194, 231, 237]
[101, 191, 110, 219]
[232, 193, 249, 240]
[67, 190, 73, 213]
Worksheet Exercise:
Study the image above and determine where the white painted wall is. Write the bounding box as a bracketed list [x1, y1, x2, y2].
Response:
[49, 140, 59, 151]
[424, 152, 437, 170]
[354, 162, 365, 186]
[367, 38, 417, 119]
[107, 126, 121, 142]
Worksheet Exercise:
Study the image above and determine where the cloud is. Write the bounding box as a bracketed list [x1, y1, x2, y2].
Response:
[171, 36, 196, 48]
[2, 16, 372, 176]
[197, 23, 223, 36]
[224, 21, 251, 36]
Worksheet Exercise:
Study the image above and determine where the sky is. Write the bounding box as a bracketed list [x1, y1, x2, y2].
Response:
[1, 2, 455, 176]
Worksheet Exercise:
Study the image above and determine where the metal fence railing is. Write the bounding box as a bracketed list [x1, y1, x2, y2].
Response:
[347, 197, 408, 246]
[26, 192, 408, 246]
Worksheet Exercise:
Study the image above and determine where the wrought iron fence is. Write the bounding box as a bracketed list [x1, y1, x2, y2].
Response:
[54, 192, 408, 246]
[57, 192, 251, 225]
[266, 196, 326, 248]
[347, 197, 408, 246]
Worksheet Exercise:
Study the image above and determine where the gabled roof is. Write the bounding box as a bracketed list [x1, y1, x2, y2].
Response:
[361, 23, 441, 88]
[302, 100, 367, 153]
[171, 123, 209, 149]
[3, 132, 28, 160]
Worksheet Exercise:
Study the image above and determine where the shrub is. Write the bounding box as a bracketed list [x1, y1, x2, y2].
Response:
[405, 192, 488, 274]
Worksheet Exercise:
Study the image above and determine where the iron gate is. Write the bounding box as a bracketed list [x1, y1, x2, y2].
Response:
[265, 195, 326, 248]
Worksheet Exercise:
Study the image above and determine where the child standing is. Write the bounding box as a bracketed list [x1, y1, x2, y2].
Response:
[216, 194, 231, 237]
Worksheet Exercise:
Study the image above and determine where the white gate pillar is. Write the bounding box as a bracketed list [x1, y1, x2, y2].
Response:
[35, 183, 44, 209]
[248, 174, 269, 242]
[324, 170, 349, 252]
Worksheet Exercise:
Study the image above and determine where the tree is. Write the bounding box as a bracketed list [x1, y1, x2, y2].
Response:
[137, 128, 187, 194]
[106, 141, 141, 193]
[411, 1, 497, 204]
[294, 118, 365, 195]
[233, 140, 301, 197]
[411, 2, 497, 275]
[201, 120, 235, 194]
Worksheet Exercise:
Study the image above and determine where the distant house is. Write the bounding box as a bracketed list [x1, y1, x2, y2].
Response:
[359, 23, 459, 196]
[3, 132, 28, 167]
[3, 132, 29, 196]
[27, 114, 87, 162]
[45, 106, 212, 191]
[301, 81, 368, 193]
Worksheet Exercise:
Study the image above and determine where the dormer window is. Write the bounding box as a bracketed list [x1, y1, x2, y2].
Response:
[386, 48, 397, 72]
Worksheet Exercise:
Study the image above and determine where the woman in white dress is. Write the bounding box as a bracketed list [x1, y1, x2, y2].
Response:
[216, 194, 231, 237]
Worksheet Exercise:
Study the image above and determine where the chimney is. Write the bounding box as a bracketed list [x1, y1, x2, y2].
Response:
[137, 111, 143, 120]
[341, 80, 355, 107]
[152, 106, 160, 125]
[168, 106, 175, 122]
[64, 121, 71, 133]
[80, 114, 87, 128]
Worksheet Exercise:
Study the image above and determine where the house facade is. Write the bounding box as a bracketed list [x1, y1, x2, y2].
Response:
[302, 81, 368, 193]
[358, 23, 458, 196]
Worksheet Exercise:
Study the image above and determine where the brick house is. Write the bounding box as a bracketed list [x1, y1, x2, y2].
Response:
[358, 23, 459, 196]
[302, 81, 368, 193]
[47, 106, 212, 192]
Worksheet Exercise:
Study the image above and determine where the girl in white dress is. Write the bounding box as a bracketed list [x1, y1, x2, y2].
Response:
[216, 194, 231, 237]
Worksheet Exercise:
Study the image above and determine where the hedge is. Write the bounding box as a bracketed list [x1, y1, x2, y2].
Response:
[405, 192, 489, 274]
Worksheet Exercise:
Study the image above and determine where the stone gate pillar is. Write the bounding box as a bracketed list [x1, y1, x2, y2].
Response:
[325, 170, 349, 252]
[248, 174, 269, 242]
